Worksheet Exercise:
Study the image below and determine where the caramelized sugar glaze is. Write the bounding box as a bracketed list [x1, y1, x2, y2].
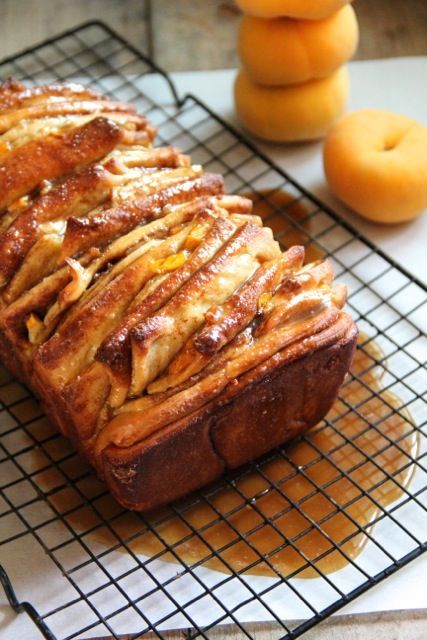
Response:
[0, 82, 356, 512]
[32, 333, 417, 578]
[110, 337, 417, 577]
[25, 190, 416, 578]
[242, 190, 325, 262]
[0, 83, 414, 578]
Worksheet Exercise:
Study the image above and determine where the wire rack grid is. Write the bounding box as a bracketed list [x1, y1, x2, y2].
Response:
[0, 21, 426, 640]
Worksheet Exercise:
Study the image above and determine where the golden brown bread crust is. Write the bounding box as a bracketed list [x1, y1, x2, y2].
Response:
[0, 164, 111, 288]
[0, 79, 358, 512]
[103, 322, 357, 511]
[0, 117, 124, 211]
[59, 172, 224, 260]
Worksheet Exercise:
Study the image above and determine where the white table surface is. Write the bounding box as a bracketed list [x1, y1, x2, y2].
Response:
[166, 58, 427, 286]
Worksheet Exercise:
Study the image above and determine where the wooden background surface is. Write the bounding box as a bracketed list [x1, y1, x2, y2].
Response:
[0, 0, 426, 69]
[0, 1, 426, 640]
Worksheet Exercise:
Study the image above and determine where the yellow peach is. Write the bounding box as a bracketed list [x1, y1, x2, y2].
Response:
[234, 66, 349, 142]
[239, 6, 358, 86]
[235, 0, 353, 20]
[323, 110, 427, 224]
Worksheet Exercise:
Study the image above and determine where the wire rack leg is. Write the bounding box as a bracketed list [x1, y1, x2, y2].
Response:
[0, 565, 57, 640]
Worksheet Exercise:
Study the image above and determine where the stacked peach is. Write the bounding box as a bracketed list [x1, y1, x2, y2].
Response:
[234, 0, 359, 142]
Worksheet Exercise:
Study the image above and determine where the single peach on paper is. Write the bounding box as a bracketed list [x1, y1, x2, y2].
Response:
[235, 0, 353, 20]
[234, 66, 349, 142]
[239, 5, 358, 86]
[323, 110, 427, 224]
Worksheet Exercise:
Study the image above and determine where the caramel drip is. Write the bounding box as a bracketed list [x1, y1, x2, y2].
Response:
[32, 335, 418, 578]
[111, 337, 418, 576]
[243, 190, 325, 262]
[0, 81, 359, 522]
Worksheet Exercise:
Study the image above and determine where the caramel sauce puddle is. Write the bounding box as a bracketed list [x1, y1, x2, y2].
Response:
[30, 333, 417, 579]
[27, 189, 417, 578]
[243, 189, 325, 262]
[103, 336, 417, 578]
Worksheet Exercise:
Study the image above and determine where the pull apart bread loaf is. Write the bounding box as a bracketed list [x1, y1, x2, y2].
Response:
[0, 79, 357, 510]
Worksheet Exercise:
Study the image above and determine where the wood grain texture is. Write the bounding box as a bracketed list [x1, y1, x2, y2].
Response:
[148, 0, 427, 71]
[150, 0, 240, 71]
[0, 0, 150, 60]
[89, 609, 427, 640]
[1, 0, 426, 69]
[356, 0, 427, 60]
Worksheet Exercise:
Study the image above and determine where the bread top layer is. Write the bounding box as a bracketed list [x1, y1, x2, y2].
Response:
[0, 79, 349, 463]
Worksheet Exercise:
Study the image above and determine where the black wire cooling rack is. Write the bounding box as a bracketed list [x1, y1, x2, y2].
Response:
[0, 20, 426, 640]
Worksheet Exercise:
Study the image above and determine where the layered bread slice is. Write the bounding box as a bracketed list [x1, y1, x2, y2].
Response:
[0, 79, 357, 510]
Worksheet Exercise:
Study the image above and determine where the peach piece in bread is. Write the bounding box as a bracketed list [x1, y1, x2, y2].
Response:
[235, 0, 353, 20]
[239, 6, 358, 86]
[323, 110, 427, 224]
[234, 66, 349, 143]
